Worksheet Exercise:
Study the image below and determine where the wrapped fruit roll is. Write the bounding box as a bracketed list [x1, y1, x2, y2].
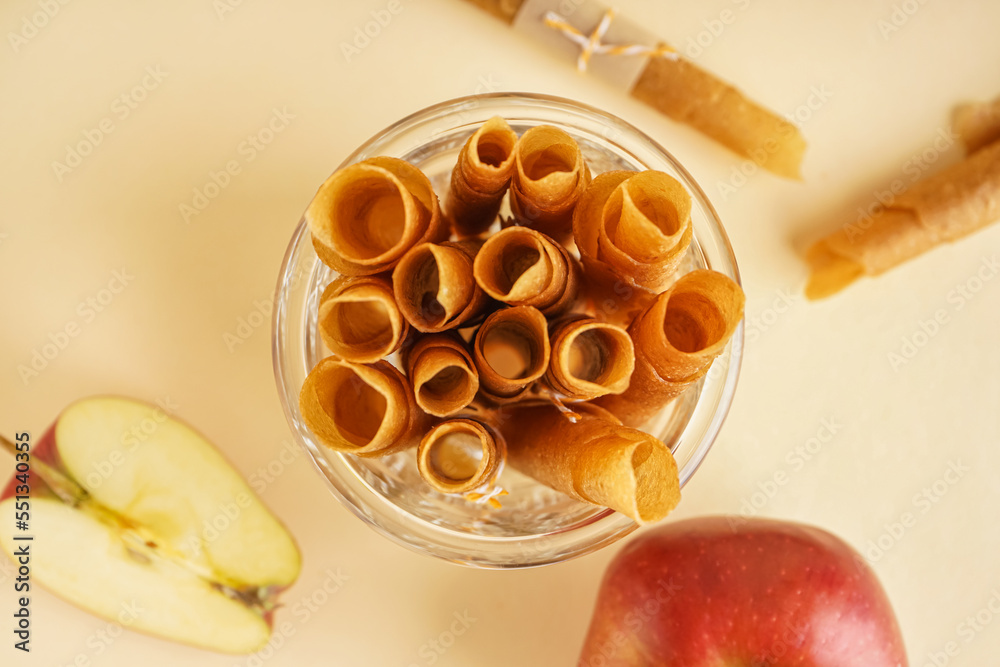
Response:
[472, 305, 551, 403]
[392, 240, 491, 332]
[574, 170, 693, 308]
[317, 275, 408, 363]
[596, 270, 744, 427]
[545, 315, 634, 401]
[472, 226, 580, 316]
[446, 116, 519, 238]
[402, 333, 480, 418]
[493, 402, 679, 524]
[455, 0, 805, 179]
[299, 357, 427, 457]
[806, 139, 1000, 300]
[417, 419, 505, 500]
[508, 125, 591, 242]
[307, 156, 447, 276]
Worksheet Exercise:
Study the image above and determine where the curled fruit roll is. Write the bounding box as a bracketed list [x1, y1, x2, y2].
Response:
[595, 270, 744, 428]
[494, 402, 679, 524]
[509, 125, 591, 242]
[806, 138, 1000, 299]
[573, 170, 693, 319]
[317, 276, 408, 363]
[632, 54, 807, 179]
[299, 357, 427, 457]
[545, 316, 635, 402]
[393, 240, 490, 332]
[472, 226, 580, 316]
[417, 418, 506, 505]
[401, 333, 480, 418]
[954, 95, 1000, 153]
[446, 116, 519, 238]
[307, 156, 447, 276]
[472, 305, 551, 403]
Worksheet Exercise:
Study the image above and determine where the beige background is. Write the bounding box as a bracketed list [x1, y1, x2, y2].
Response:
[2, 0, 999, 665]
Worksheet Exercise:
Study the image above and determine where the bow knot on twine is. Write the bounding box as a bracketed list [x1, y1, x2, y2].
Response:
[542, 8, 678, 73]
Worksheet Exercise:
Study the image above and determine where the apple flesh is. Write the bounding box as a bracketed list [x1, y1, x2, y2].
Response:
[0, 396, 301, 654]
[579, 517, 908, 667]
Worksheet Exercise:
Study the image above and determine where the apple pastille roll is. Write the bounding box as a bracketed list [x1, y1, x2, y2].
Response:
[317, 275, 408, 363]
[545, 315, 634, 401]
[392, 240, 491, 332]
[493, 402, 679, 524]
[632, 54, 806, 179]
[307, 156, 447, 276]
[805, 138, 1000, 299]
[299, 357, 428, 457]
[455, 0, 805, 179]
[596, 270, 745, 428]
[472, 305, 551, 403]
[417, 419, 506, 505]
[472, 226, 580, 316]
[446, 116, 519, 238]
[509, 125, 591, 242]
[574, 170, 693, 320]
[401, 333, 480, 418]
[955, 95, 1000, 153]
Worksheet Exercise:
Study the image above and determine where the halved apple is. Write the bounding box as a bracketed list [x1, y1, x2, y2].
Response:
[0, 396, 302, 654]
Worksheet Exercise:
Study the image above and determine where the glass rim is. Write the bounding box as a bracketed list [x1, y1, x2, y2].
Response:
[272, 92, 743, 568]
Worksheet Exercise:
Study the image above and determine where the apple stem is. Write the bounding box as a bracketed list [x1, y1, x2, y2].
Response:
[0, 432, 89, 506]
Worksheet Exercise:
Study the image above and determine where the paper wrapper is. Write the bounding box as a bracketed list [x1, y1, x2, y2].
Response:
[493, 402, 679, 524]
[472, 226, 580, 315]
[509, 125, 591, 242]
[574, 170, 693, 320]
[402, 333, 480, 417]
[307, 156, 447, 276]
[446, 116, 519, 238]
[596, 270, 745, 427]
[472, 305, 551, 403]
[392, 240, 491, 332]
[299, 357, 427, 457]
[456, 0, 805, 179]
[545, 315, 634, 401]
[806, 139, 1000, 300]
[317, 275, 408, 363]
[417, 418, 505, 496]
[955, 96, 1000, 154]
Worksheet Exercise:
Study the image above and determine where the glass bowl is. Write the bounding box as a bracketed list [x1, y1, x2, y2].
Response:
[272, 93, 742, 568]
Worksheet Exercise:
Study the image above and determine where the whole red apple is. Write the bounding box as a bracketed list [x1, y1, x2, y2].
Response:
[579, 516, 907, 667]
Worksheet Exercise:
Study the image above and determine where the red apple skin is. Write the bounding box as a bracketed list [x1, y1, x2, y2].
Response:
[579, 517, 908, 667]
[1, 423, 60, 501]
